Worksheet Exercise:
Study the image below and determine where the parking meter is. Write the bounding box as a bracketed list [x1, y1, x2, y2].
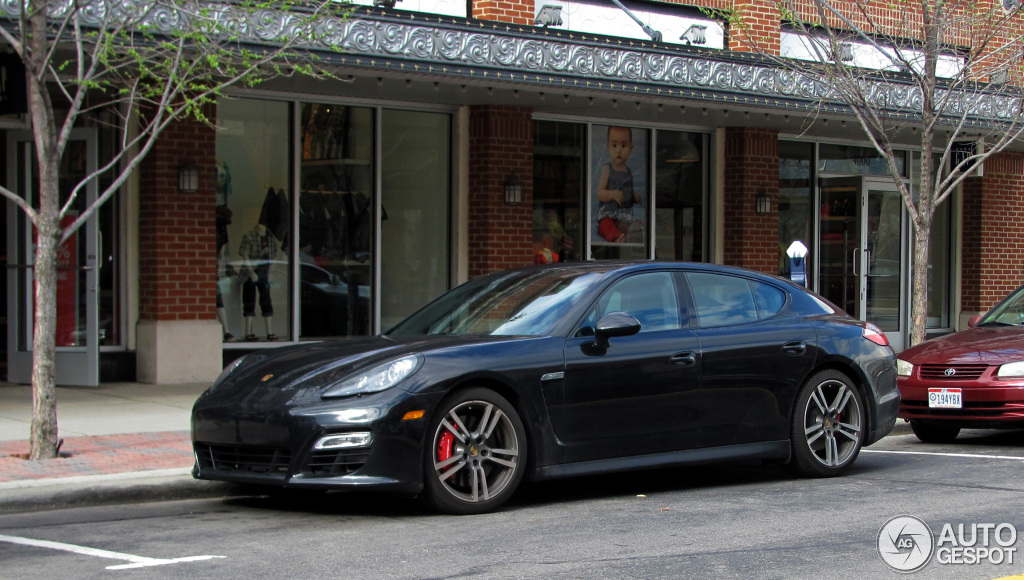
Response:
[787, 241, 808, 287]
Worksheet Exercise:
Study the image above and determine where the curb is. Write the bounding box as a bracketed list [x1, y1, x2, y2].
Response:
[0, 471, 243, 515]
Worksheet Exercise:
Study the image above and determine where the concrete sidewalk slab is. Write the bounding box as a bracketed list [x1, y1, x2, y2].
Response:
[0, 382, 209, 441]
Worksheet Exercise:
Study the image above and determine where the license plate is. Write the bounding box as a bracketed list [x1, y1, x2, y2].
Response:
[928, 388, 962, 409]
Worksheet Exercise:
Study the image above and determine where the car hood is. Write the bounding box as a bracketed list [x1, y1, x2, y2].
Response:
[199, 335, 534, 407]
[899, 326, 1024, 365]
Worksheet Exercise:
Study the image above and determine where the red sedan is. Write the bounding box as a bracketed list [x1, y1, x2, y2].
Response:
[897, 286, 1024, 442]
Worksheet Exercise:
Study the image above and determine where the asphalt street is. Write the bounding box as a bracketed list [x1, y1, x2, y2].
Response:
[1, 429, 1023, 580]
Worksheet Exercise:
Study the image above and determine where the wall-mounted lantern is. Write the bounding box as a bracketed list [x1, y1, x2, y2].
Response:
[178, 163, 200, 193]
[755, 190, 771, 215]
[504, 172, 522, 205]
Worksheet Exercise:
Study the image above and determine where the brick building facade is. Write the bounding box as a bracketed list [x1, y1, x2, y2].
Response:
[4, 0, 1023, 384]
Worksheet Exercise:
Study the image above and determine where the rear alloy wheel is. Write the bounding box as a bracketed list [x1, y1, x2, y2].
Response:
[422, 388, 526, 515]
[789, 370, 864, 477]
[910, 420, 960, 443]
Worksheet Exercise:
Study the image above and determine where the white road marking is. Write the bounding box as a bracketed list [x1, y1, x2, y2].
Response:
[0, 534, 225, 569]
[863, 449, 1024, 461]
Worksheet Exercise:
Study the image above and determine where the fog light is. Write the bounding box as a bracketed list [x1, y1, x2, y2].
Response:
[314, 432, 373, 450]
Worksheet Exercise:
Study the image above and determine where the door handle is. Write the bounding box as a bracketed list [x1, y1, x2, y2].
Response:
[782, 341, 807, 356]
[670, 352, 696, 367]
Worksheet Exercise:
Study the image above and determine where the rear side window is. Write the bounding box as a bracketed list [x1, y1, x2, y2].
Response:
[752, 282, 786, 318]
[685, 272, 785, 327]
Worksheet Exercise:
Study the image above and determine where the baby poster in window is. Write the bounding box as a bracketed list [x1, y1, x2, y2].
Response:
[591, 124, 648, 255]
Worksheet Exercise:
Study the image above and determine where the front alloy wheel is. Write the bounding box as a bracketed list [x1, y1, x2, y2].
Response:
[789, 370, 864, 477]
[422, 388, 526, 514]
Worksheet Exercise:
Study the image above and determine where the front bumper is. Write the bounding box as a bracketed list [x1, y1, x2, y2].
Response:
[898, 377, 1024, 427]
[191, 389, 445, 494]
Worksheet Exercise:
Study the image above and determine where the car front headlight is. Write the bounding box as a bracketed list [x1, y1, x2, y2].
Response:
[896, 359, 913, 377]
[322, 354, 423, 398]
[997, 361, 1024, 378]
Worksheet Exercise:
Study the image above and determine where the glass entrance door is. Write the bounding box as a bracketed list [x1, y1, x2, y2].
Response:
[5, 130, 99, 386]
[818, 177, 906, 350]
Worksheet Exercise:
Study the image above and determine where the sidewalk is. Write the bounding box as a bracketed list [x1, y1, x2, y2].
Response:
[0, 382, 239, 513]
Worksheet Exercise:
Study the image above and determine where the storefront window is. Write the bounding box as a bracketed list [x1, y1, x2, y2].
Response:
[654, 131, 705, 261]
[928, 200, 952, 329]
[298, 103, 374, 339]
[591, 124, 649, 260]
[533, 121, 584, 263]
[380, 109, 450, 330]
[96, 139, 121, 347]
[912, 152, 952, 330]
[779, 141, 813, 280]
[215, 99, 292, 343]
[819, 143, 906, 177]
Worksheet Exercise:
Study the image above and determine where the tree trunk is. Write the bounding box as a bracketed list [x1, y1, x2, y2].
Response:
[909, 219, 931, 349]
[26, 5, 62, 460]
[29, 211, 60, 459]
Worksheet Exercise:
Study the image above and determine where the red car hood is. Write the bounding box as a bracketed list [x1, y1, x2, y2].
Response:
[900, 326, 1024, 365]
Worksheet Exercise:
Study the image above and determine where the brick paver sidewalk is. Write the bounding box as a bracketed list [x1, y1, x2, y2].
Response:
[0, 431, 193, 482]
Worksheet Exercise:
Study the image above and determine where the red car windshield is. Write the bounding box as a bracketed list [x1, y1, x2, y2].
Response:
[977, 286, 1024, 327]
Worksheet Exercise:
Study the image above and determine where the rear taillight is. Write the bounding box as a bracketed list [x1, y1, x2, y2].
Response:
[862, 322, 890, 347]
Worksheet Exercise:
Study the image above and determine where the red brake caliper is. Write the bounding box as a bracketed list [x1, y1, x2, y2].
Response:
[437, 430, 455, 463]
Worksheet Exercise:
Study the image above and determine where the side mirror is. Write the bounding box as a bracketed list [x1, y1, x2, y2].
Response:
[593, 312, 641, 349]
[967, 314, 982, 328]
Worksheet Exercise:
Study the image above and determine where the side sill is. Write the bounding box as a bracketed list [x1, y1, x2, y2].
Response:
[533, 441, 790, 481]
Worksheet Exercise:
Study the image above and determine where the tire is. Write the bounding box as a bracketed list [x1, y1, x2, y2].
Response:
[788, 369, 865, 477]
[421, 388, 527, 515]
[910, 420, 960, 443]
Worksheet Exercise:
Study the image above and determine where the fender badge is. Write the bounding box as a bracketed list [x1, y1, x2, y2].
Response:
[261, 374, 274, 382]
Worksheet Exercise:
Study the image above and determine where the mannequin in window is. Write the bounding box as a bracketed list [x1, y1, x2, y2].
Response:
[215, 205, 234, 340]
[239, 221, 279, 341]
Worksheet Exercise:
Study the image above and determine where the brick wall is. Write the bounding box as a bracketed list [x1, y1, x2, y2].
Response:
[139, 110, 218, 321]
[961, 151, 1024, 312]
[473, 0, 533, 25]
[468, 106, 534, 278]
[723, 127, 779, 274]
[726, 1, 780, 54]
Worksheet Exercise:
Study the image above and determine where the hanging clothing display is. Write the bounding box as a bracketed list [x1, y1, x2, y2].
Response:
[259, 187, 290, 251]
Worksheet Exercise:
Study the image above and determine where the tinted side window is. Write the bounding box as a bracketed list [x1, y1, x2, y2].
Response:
[751, 281, 786, 319]
[686, 272, 758, 327]
[578, 272, 682, 335]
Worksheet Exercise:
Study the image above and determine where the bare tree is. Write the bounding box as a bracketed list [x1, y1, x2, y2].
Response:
[1, 0, 350, 459]
[719, 0, 1024, 346]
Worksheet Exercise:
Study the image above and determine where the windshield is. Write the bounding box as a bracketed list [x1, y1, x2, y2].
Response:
[979, 286, 1024, 326]
[387, 268, 606, 337]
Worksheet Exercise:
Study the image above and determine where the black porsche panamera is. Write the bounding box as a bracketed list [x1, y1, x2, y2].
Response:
[191, 261, 899, 514]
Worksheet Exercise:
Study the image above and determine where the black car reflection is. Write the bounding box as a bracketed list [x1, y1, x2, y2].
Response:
[296, 262, 369, 337]
[218, 261, 370, 338]
[192, 261, 899, 514]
